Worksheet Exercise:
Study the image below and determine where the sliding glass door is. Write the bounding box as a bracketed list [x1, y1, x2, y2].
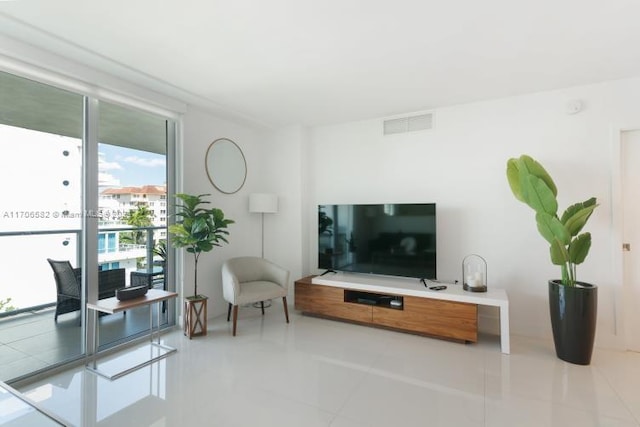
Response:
[96, 100, 172, 349]
[0, 70, 176, 382]
[0, 71, 85, 381]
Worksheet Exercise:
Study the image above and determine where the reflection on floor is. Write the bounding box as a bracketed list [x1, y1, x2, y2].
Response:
[15, 301, 640, 427]
[0, 304, 171, 382]
[0, 382, 65, 426]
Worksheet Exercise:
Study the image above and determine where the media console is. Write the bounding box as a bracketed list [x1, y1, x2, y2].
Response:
[294, 272, 510, 353]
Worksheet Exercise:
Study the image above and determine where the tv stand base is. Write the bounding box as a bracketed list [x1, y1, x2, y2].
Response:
[294, 276, 478, 343]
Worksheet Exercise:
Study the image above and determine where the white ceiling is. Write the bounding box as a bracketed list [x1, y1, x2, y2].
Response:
[1, 0, 640, 128]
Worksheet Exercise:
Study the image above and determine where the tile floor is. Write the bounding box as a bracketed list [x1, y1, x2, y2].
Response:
[0, 305, 170, 382]
[16, 300, 640, 427]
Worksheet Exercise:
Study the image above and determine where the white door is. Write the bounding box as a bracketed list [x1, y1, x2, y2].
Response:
[622, 130, 640, 352]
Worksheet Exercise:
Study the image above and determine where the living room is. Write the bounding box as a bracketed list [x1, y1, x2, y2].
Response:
[1, 1, 640, 426]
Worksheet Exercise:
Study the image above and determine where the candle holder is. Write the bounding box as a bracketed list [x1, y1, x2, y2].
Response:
[462, 254, 487, 292]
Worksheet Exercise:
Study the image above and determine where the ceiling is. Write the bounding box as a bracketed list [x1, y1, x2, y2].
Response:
[1, 0, 640, 128]
[0, 71, 169, 154]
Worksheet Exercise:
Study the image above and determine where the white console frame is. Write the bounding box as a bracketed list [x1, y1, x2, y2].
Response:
[312, 272, 510, 354]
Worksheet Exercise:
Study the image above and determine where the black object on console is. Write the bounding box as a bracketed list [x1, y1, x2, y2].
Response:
[116, 285, 148, 301]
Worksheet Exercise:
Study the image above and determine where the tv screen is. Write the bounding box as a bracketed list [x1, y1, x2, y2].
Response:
[318, 203, 436, 279]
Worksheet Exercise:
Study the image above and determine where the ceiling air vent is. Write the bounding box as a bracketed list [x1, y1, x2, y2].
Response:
[383, 113, 433, 135]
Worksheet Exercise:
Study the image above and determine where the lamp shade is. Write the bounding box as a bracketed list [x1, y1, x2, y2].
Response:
[249, 193, 278, 214]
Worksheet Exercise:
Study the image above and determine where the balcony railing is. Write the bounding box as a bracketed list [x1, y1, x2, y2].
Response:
[0, 226, 166, 318]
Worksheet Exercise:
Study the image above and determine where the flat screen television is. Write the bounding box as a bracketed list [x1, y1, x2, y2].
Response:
[318, 203, 436, 279]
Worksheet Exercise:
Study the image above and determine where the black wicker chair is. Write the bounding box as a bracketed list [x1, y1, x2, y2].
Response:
[47, 259, 81, 322]
[131, 270, 166, 311]
[47, 259, 126, 322]
[98, 268, 125, 299]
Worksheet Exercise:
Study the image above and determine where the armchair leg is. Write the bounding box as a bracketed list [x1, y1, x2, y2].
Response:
[227, 303, 232, 322]
[282, 297, 290, 323]
[232, 305, 238, 336]
[260, 301, 265, 315]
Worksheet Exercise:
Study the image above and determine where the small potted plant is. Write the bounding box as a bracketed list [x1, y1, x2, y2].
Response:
[507, 154, 598, 364]
[168, 193, 234, 338]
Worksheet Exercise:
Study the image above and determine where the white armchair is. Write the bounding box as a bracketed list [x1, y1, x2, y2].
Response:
[221, 256, 290, 336]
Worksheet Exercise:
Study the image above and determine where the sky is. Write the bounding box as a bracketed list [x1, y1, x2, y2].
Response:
[99, 143, 166, 187]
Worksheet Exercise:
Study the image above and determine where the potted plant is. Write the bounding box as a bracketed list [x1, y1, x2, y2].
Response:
[168, 193, 234, 337]
[506, 154, 598, 365]
[153, 239, 167, 264]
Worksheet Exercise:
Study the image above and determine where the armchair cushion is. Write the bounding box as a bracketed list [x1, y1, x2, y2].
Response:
[222, 257, 289, 306]
[233, 280, 287, 305]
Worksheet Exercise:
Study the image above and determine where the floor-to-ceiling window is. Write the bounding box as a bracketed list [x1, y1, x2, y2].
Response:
[0, 71, 85, 382]
[0, 70, 176, 382]
[96, 100, 172, 349]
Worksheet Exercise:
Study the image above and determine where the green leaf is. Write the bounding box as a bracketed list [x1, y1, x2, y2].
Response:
[523, 175, 558, 215]
[562, 199, 598, 237]
[550, 239, 568, 265]
[197, 241, 214, 252]
[519, 155, 558, 197]
[536, 212, 570, 245]
[569, 233, 592, 265]
[506, 158, 525, 202]
[168, 224, 185, 235]
[191, 217, 208, 235]
[560, 197, 597, 224]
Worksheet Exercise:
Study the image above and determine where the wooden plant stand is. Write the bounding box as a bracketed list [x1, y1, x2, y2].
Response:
[184, 295, 208, 339]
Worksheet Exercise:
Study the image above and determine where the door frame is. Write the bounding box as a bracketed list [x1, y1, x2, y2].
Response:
[611, 124, 640, 350]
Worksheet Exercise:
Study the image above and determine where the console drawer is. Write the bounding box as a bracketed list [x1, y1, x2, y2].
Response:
[372, 296, 477, 342]
[295, 281, 372, 323]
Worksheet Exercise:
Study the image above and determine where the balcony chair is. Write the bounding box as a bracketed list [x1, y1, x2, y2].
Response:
[221, 257, 290, 336]
[130, 270, 165, 290]
[47, 259, 81, 322]
[47, 259, 126, 322]
[131, 269, 166, 312]
[97, 268, 125, 299]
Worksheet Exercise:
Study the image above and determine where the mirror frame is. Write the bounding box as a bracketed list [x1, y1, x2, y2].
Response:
[204, 138, 247, 194]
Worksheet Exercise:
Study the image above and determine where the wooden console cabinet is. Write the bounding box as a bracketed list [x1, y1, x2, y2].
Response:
[294, 276, 478, 343]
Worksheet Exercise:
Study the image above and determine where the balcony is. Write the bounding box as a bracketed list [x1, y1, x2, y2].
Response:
[0, 226, 169, 383]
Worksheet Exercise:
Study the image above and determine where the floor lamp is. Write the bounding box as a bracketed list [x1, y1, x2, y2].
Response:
[249, 193, 278, 258]
[249, 193, 278, 309]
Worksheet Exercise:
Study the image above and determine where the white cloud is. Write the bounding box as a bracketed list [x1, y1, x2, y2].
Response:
[100, 160, 123, 170]
[123, 156, 166, 167]
[98, 152, 123, 170]
[99, 172, 121, 187]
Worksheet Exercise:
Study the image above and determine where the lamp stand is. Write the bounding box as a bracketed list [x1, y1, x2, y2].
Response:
[260, 212, 265, 259]
[249, 193, 278, 310]
[254, 212, 272, 309]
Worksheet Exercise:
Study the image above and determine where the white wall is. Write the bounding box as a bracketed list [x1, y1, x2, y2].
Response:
[304, 78, 640, 348]
[264, 126, 306, 293]
[181, 107, 278, 316]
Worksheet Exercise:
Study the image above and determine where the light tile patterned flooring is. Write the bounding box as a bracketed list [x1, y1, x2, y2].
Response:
[14, 300, 640, 426]
[0, 305, 169, 382]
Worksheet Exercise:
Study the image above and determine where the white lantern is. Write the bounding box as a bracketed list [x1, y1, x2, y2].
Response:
[462, 254, 487, 292]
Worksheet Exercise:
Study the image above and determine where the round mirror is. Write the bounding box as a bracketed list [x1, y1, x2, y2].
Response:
[205, 138, 247, 194]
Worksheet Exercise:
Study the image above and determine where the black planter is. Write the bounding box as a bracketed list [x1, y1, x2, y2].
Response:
[548, 280, 597, 365]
